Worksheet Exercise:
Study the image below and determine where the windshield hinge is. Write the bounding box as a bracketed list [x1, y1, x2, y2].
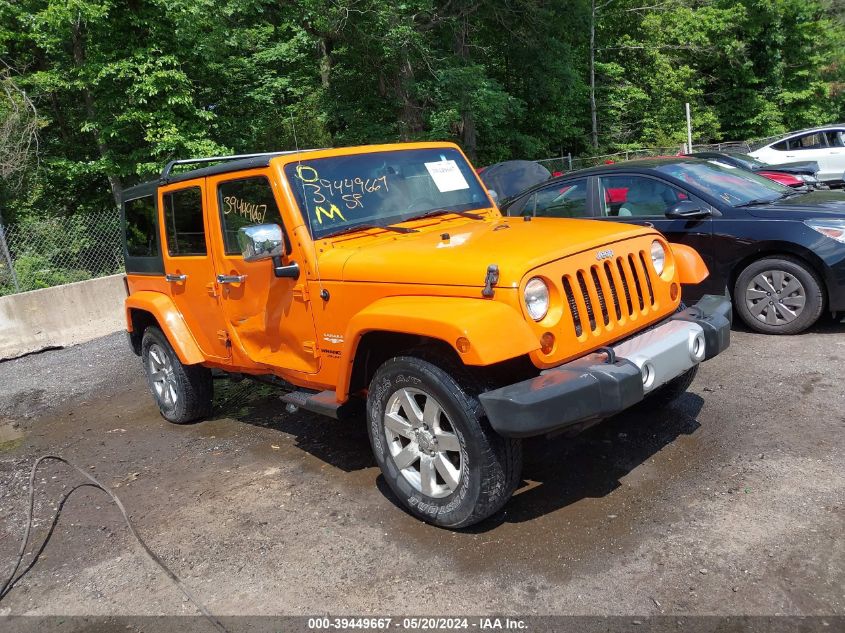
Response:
[482, 264, 499, 298]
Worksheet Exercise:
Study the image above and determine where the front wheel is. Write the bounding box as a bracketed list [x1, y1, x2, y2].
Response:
[734, 256, 824, 334]
[366, 356, 522, 529]
[141, 326, 213, 424]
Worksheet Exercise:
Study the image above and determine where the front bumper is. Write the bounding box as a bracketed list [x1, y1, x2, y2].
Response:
[479, 295, 731, 438]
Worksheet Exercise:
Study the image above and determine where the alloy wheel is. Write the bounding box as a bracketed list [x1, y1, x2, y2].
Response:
[383, 387, 463, 499]
[147, 343, 179, 407]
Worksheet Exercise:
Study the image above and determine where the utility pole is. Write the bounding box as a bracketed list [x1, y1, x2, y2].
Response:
[686, 102, 693, 152]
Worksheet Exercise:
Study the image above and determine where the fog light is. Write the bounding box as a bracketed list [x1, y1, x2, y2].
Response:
[540, 332, 555, 354]
[690, 331, 705, 361]
[456, 337, 471, 353]
[670, 283, 679, 301]
[641, 361, 655, 389]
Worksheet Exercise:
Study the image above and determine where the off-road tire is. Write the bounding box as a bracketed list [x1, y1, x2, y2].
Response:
[645, 365, 698, 408]
[141, 326, 213, 424]
[734, 256, 824, 335]
[367, 356, 522, 529]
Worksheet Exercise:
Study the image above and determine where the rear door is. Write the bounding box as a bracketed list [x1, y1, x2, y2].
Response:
[159, 180, 231, 361]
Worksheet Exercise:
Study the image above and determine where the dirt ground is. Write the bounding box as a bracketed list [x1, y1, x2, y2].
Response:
[0, 320, 842, 618]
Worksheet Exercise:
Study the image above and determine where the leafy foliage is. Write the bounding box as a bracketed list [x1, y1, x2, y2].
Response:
[0, 0, 841, 223]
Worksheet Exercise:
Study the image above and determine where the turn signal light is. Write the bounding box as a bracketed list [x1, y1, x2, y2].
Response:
[670, 283, 679, 301]
[456, 337, 471, 353]
[540, 332, 555, 354]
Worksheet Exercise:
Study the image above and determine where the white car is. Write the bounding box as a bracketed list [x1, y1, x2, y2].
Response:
[749, 124, 845, 185]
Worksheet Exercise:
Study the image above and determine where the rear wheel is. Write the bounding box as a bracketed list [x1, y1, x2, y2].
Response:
[366, 356, 522, 529]
[734, 256, 823, 334]
[141, 326, 213, 424]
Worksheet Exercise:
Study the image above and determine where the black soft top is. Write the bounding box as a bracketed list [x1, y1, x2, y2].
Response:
[120, 150, 320, 203]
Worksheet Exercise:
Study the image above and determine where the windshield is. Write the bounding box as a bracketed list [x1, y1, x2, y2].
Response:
[655, 160, 790, 206]
[285, 148, 491, 239]
[729, 153, 766, 168]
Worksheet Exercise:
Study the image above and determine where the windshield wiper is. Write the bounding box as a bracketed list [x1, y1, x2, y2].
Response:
[322, 223, 419, 239]
[736, 197, 779, 207]
[404, 208, 485, 222]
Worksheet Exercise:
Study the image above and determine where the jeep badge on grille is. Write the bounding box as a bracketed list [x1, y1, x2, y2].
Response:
[596, 249, 614, 261]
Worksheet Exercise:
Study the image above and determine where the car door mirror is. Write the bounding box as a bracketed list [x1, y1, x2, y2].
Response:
[237, 224, 287, 262]
[665, 200, 711, 220]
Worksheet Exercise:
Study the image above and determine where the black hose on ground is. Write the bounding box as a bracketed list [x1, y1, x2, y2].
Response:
[0, 455, 229, 633]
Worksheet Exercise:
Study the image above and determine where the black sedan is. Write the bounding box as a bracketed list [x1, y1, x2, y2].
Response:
[500, 158, 845, 334]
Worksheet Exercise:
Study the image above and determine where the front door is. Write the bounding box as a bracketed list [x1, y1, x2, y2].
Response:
[159, 181, 231, 361]
[777, 131, 838, 182]
[206, 170, 320, 375]
[594, 174, 719, 298]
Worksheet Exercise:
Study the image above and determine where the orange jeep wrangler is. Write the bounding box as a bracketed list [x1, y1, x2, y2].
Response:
[121, 142, 731, 528]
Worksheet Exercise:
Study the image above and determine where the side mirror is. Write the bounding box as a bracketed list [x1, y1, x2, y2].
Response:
[238, 224, 286, 262]
[488, 189, 499, 205]
[665, 200, 711, 220]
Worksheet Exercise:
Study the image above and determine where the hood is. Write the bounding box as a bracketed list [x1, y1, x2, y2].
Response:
[317, 217, 653, 287]
[754, 160, 818, 176]
[747, 190, 845, 219]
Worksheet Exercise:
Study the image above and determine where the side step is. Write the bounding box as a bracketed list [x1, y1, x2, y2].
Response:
[281, 389, 361, 420]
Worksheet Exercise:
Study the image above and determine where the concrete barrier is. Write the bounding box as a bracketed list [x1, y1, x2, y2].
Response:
[0, 274, 127, 360]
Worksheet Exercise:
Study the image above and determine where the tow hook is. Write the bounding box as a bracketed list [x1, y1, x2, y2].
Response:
[482, 264, 499, 298]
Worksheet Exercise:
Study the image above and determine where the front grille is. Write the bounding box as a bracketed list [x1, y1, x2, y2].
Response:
[562, 250, 656, 338]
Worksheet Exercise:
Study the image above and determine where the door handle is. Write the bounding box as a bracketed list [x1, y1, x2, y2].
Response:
[165, 273, 187, 282]
[217, 274, 247, 284]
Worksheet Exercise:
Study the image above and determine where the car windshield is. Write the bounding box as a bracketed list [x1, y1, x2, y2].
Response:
[284, 148, 491, 239]
[655, 160, 791, 206]
[728, 153, 766, 169]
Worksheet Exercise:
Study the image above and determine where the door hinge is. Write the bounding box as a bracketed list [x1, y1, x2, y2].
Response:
[206, 282, 218, 298]
[293, 283, 310, 302]
[303, 340, 319, 357]
[217, 330, 231, 346]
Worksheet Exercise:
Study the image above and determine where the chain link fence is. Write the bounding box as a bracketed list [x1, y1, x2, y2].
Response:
[536, 146, 687, 174]
[0, 209, 124, 296]
[535, 135, 788, 174]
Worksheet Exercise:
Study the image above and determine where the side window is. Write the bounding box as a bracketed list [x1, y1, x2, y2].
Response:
[825, 130, 845, 148]
[598, 176, 685, 218]
[124, 195, 158, 257]
[163, 187, 206, 256]
[771, 140, 788, 151]
[217, 176, 284, 255]
[518, 179, 589, 218]
[790, 132, 827, 150]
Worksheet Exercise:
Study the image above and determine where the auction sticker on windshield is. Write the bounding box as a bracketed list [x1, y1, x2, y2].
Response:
[425, 160, 470, 192]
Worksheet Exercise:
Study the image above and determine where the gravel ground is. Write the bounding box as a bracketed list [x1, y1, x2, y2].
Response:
[0, 323, 842, 618]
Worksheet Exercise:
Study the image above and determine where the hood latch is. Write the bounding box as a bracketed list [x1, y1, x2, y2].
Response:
[482, 264, 499, 298]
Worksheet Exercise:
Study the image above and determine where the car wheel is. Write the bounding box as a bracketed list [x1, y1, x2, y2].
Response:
[645, 366, 698, 408]
[734, 256, 824, 335]
[141, 326, 213, 424]
[366, 356, 522, 529]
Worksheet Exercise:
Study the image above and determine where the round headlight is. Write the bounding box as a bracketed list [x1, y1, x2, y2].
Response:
[650, 240, 666, 276]
[524, 277, 550, 321]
